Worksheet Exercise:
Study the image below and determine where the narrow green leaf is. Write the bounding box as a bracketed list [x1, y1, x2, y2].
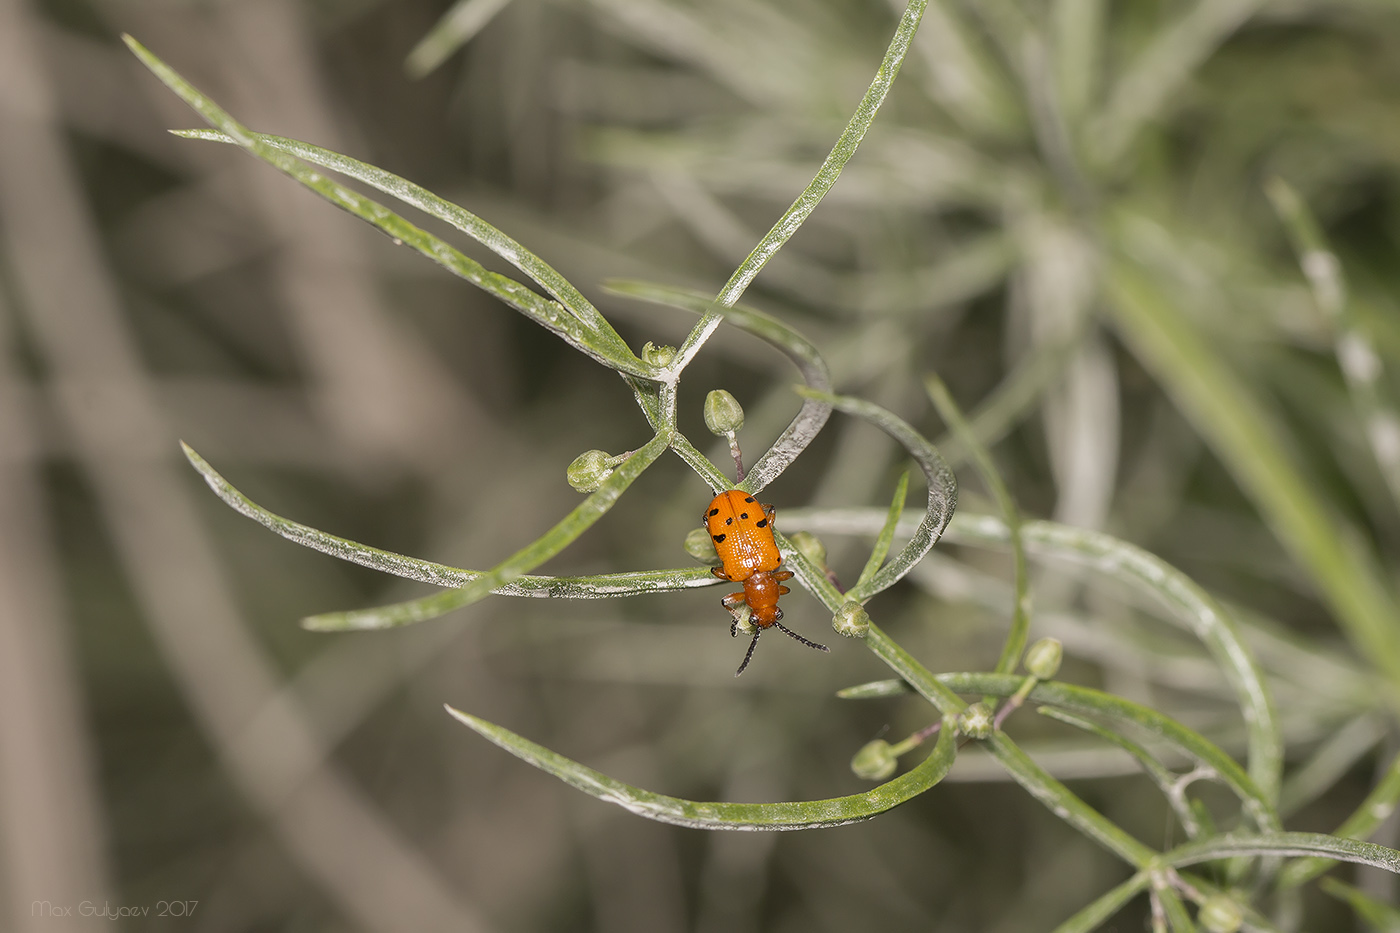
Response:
[933, 331, 1081, 470]
[1039, 707, 1204, 838]
[1158, 887, 1196, 933]
[794, 389, 957, 603]
[942, 512, 1283, 808]
[926, 373, 1030, 675]
[1107, 256, 1400, 686]
[987, 731, 1160, 867]
[853, 471, 909, 593]
[1319, 878, 1400, 931]
[1089, 0, 1265, 165]
[836, 679, 912, 699]
[1266, 176, 1400, 515]
[446, 706, 959, 830]
[1278, 747, 1400, 888]
[1164, 833, 1400, 875]
[175, 128, 631, 359]
[123, 38, 645, 378]
[669, 0, 928, 371]
[405, 0, 515, 78]
[603, 279, 832, 492]
[1050, 872, 1150, 933]
[182, 442, 717, 599]
[941, 672, 1276, 832]
[303, 434, 668, 630]
[863, 623, 968, 715]
[1279, 714, 1386, 818]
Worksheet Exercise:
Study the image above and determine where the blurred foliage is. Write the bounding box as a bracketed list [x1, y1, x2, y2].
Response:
[6, 0, 1400, 930]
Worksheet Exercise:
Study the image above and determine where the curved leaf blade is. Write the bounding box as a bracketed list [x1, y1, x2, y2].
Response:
[603, 279, 832, 492]
[446, 706, 958, 830]
[669, 0, 929, 370]
[175, 128, 629, 357]
[795, 389, 957, 603]
[1165, 833, 1400, 875]
[182, 442, 718, 599]
[303, 434, 669, 630]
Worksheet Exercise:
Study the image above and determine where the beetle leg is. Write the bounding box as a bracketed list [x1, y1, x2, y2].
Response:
[777, 585, 790, 596]
[721, 592, 746, 611]
[773, 620, 830, 653]
[774, 570, 793, 582]
[711, 566, 731, 581]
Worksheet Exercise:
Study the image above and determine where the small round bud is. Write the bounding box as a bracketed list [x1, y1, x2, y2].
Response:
[567, 449, 614, 492]
[958, 702, 994, 740]
[1024, 637, 1063, 680]
[1198, 895, 1243, 933]
[684, 527, 722, 565]
[704, 389, 745, 436]
[832, 601, 871, 638]
[787, 530, 828, 567]
[850, 739, 898, 781]
[642, 341, 676, 367]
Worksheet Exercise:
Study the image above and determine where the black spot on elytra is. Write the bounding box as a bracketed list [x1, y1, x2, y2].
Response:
[725, 517, 733, 525]
[740, 512, 749, 519]
[709, 508, 719, 516]
[755, 518, 768, 527]
[744, 496, 755, 503]
[713, 533, 726, 543]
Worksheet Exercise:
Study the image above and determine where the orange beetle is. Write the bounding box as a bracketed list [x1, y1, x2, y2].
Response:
[703, 489, 829, 675]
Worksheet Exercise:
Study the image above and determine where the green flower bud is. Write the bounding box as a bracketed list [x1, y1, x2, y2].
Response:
[567, 449, 615, 492]
[1198, 895, 1243, 933]
[850, 739, 898, 781]
[1024, 637, 1063, 680]
[704, 389, 745, 436]
[731, 605, 756, 636]
[642, 341, 677, 367]
[832, 601, 871, 638]
[787, 530, 828, 567]
[684, 527, 722, 565]
[958, 702, 994, 740]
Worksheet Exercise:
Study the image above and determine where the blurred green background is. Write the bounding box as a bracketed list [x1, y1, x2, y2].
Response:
[3, 0, 1400, 929]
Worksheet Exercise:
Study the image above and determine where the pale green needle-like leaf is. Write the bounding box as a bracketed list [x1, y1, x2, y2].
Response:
[852, 471, 909, 593]
[942, 673, 1276, 832]
[1090, 0, 1266, 165]
[1050, 872, 1150, 933]
[926, 373, 1030, 676]
[1267, 177, 1400, 515]
[124, 38, 645, 378]
[181, 442, 718, 600]
[670, 0, 929, 371]
[1319, 878, 1400, 931]
[1158, 887, 1195, 933]
[446, 706, 958, 830]
[1107, 256, 1400, 686]
[933, 331, 1081, 470]
[1164, 833, 1400, 875]
[174, 128, 630, 359]
[1039, 707, 1205, 838]
[1278, 747, 1400, 888]
[303, 434, 668, 630]
[603, 279, 831, 492]
[987, 731, 1159, 867]
[405, 0, 516, 78]
[1279, 714, 1386, 818]
[945, 513, 1282, 807]
[836, 679, 912, 699]
[795, 389, 957, 604]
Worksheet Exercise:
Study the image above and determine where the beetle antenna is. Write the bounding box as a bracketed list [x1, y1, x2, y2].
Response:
[774, 621, 830, 653]
[735, 630, 761, 676]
